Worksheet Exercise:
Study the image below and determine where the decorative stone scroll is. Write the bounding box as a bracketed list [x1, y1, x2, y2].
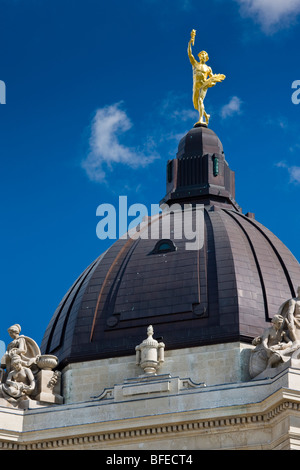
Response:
[135, 325, 165, 375]
[0, 324, 63, 407]
[250, 287, 300, 378]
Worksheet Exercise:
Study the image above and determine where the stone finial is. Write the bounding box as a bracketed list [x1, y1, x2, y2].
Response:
[135, 325, 165, 375]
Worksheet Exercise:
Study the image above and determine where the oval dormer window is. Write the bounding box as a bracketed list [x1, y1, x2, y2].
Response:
[149, 239, 177, 255]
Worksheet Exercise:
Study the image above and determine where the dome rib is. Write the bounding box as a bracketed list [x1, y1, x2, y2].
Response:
[206, 208, 239, 331]
[223, 209, 298, 322]
[223, 209, 270, 322]
[90, 236, 140, 341]
[232, 211, 297, 298]
[42, 254, 104, 354]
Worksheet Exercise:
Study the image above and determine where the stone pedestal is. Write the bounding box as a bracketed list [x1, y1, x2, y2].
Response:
[33, 370, 63, 405]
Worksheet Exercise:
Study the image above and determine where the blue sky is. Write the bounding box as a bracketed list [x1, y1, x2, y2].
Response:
[1, 0, 300, 348]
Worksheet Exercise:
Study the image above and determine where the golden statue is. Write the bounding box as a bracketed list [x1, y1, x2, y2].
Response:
[188, 29, 225, 126]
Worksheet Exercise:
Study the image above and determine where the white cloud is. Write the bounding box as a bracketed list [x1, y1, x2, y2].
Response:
[236, 0, 300, 32]
[220, 96, 242, 119]
[275, 161, 288, 168]
[81, 103, 158, 182]
[289, 166, 300, 183]
[81, 93, 208, 183]
[275, 161, 300, 183]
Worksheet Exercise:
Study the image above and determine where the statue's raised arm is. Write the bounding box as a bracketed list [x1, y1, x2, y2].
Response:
[187, 29, 197, 67]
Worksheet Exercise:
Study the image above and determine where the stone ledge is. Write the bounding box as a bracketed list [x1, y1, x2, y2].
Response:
[1, 367, 300, 449]
[1, 391, 300, 450]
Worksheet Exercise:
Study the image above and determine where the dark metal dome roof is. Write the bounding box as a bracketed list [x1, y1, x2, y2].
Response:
[177, 124, 224, 158]
[41, 126, 300, 368]
[41, 207, 300, 367]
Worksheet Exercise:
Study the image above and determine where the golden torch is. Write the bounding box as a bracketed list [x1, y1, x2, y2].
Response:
[191, 29, 196, 46]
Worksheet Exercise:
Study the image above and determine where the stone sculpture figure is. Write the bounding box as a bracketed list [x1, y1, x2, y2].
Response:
[0, 355, 35, 403]
[0, 324, 62, 407]
[250, 288, 300, 378]
[188, 29, 225, 126]
[278, 286, 300, 343]
[1, 323, 41, 376]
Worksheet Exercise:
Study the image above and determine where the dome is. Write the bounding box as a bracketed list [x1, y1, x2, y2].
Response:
[177, 124, 223, 158]
[41, 125, 300, 368]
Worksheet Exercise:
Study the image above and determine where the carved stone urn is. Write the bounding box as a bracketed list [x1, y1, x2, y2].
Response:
[36, 355, 58, 371]
[135, 325, 165, 375]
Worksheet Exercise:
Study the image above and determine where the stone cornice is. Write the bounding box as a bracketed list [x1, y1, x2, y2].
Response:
[1, 388, 300, 450]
